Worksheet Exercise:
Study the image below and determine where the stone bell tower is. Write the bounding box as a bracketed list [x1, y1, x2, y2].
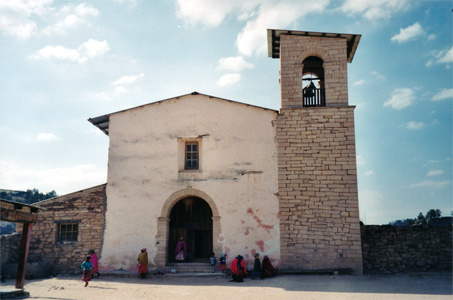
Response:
[268, 29, 363, 274]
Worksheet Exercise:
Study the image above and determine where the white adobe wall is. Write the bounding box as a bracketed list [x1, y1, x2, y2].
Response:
[100, 94, 279, 271]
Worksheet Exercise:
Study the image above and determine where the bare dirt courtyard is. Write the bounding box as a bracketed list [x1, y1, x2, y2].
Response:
[1, 272, 451, 300]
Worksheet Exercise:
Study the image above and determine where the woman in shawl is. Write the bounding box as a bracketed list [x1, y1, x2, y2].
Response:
[261, 255, 277, 278]
[229, 255, 247, 282]
[175, 237, 187, 262]
[89, 250, 100, 278]
[81, 256, 93, 287]
[137, 248, 149, 279]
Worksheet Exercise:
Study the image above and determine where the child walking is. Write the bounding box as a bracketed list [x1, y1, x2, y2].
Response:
[81, 256, 93, 287]
[209, 252, 216, 273]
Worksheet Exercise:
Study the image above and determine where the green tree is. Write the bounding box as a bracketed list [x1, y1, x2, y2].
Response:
[425, 209, 441, 220]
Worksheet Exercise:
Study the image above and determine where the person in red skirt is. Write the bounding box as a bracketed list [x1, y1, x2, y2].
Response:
[89, 250, 100, 278]
[137, 248, 149, 279]
[81, 256, 93, 287]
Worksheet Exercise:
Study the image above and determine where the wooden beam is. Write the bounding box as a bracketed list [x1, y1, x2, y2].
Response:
[0, 207, 36, 223]
[16, 223, 32, 289]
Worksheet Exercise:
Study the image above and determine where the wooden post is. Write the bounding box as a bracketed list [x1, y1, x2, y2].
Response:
[15, 222, 31, 289]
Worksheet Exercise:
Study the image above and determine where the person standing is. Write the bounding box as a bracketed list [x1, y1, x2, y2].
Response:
[219, 253, 227, 277]
[175, 237, 187, 262]
[251, 253, 263, 279]
[81, 256, 93, 287]
[137, 248, 149, 279]
[89, 250, 100, 278]
[209, 252, 216, 273]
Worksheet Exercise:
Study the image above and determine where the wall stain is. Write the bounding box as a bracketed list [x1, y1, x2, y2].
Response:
[255, 240, 265, 252]
[246, 208, 274, 233]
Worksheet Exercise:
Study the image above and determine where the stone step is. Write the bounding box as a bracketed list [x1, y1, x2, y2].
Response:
[165, 262, 215, 273]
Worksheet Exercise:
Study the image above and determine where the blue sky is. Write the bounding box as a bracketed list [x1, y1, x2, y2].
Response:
[0, 0, 451, 224]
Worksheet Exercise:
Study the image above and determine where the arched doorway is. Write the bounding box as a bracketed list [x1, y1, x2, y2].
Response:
[168, 197, 213, 262]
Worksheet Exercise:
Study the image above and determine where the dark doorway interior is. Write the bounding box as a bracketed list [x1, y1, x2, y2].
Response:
[168, 197, 213, 262]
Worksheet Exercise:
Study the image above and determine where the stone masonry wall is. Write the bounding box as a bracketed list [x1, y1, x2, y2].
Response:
[361, 225, 452, 274]
[277, 106, 363, 274]
[279, 34, 349, 108]
[1, 233, 21, 265]
[15, 184, 106, 275]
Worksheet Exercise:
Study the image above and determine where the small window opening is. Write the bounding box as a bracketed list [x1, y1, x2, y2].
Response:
[185, 142, 198, 170]
[57, 223, 79, 242]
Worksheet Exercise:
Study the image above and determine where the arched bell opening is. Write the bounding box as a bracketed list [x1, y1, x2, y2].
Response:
[302, 56, 325, 107]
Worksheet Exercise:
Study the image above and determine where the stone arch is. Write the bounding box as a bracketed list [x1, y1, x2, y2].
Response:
[296, 47, 329, 64]
[154, 188, 222, 267]
[160, 187, 220, 218]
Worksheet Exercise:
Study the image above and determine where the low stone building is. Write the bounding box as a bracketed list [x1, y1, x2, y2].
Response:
[14, 185, 106, 275]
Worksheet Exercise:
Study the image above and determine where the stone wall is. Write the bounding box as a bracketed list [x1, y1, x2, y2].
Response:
[15, 184, 106, 275]
[1, 233, 21, 265]
[277, 107, 363, 274]
[361, 225, 452, 274]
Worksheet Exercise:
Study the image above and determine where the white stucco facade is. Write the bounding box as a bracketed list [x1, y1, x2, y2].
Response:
[99, 93, 280, 271]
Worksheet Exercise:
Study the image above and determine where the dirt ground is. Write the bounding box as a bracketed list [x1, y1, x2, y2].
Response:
[1, 271, 451, 300]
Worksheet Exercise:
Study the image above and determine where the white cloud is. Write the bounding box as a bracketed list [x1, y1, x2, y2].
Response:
[372, 71, 386, 81]
[217, 73, 241, 86]
[365, 170, 373, 176]
[427, 170, 444, 177]
[437, 47, 453, 63]
[112, 73, 144, 86]
[36, 133, 58, 142]
[218, 56, 254, 72]
[0, 159, 106, 195]
[353, 80, 366, 86]
[30, 45, 81, 61]
[29, 39, 110, 63]
[79, 39, 110, 58]
[406, 121, 424, 130]
[75, 3, 99, 17]
[42, 4, 99, 35]
[384, 88, 416, 110]
[391, 22, 424, 44]
[341, 0, 408, 20]
[175, 0, 243, 27]
[236, 0, 329, 56]
[0, 0, 53, 39]
[0, 1, 99, 39]
[114, 86, 127, 94]
[409, 180, 451, 189]
[431, 88, 453, 101]
[175, 0, 329, 56]
[427, 34, 436, 41]
[427, 47, 453, 67]
[42, 14, 86, 35]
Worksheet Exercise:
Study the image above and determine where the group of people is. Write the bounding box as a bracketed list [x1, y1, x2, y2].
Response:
[80, 250, 100, 287]
[81, 237, 277, 285]
[229, 253, 277, 282]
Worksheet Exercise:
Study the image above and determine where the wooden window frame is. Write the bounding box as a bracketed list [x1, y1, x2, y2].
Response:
[185, 141, 199, 170]
[56, 221, 80, 243]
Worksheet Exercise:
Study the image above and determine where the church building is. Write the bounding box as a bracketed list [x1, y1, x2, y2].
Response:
[16, 29, 364, 275]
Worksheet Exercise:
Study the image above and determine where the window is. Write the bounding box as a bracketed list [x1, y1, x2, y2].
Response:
[185, 142, 198, 170]
[57, 223, 79, 242]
